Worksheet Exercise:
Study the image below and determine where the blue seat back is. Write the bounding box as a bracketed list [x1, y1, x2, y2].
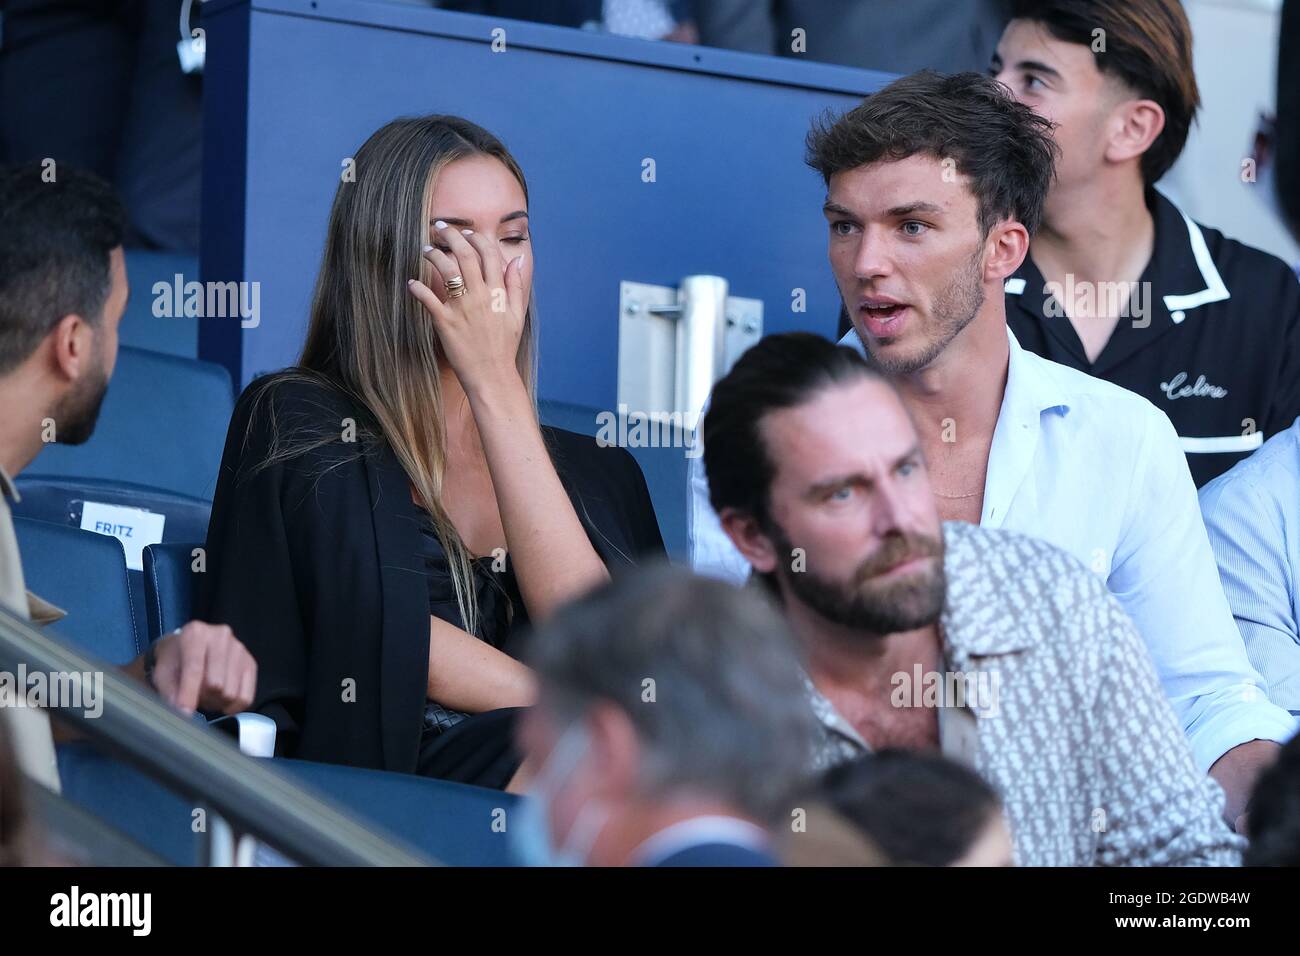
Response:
[56, 745, 508, 866]
[142, 542, 202, 642]
[13, 517, 144, 664]
[122, 250, 201, 358]
[12, 477, 212, 551]
[275, 759, 520, 866]
[56, 742, 202, 865]
[28, 345, 233, 500]
[128, 543, 525, 864]
[13, 480, 210, 646]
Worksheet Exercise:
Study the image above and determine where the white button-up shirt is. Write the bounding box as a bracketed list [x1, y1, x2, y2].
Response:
[687, 328, 1299, 771]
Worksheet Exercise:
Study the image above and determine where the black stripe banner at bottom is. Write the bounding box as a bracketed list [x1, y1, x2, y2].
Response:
[0, 865, 1289, 940]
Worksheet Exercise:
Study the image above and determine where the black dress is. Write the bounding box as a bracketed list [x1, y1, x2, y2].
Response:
[411, 508, 530, 789]
[196, 373, 666, 788]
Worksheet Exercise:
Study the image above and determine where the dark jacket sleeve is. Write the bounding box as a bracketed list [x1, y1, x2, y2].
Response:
[196, 377, 422, 770]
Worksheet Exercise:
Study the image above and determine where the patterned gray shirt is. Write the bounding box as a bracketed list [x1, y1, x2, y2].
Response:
[810, 521, 1244, 867]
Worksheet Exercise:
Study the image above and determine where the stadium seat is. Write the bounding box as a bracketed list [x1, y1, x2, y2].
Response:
[274, 759, 520, 866]
[56, 742, 203, 866]
[142, 542, 202, 642]
[12, 477, 211, 546]
[121, 249, 201, 359]
[55, 744, 517, 866]
[13, 517, 144, 664]
[139, 542, 521, 864]
[27, 345, 234, 501]
[13, 479, 211, 639]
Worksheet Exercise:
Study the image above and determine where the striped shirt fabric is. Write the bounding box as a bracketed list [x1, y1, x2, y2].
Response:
[1200, 417, 1300, 714]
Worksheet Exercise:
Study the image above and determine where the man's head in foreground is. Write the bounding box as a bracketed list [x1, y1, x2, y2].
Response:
[0, 163, 127, 461]
[806, 71, 1056, 376]
[516, 564, 819, 866]
[813, 750, 1014, 866]
[1245, 731, 1300, 866]
[705, 332, 946, 638]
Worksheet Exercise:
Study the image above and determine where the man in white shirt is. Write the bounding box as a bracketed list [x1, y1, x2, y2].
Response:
[686, 70, 1296, 828]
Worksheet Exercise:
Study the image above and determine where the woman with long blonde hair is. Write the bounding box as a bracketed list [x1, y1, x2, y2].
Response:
[198, 116, 664, 788]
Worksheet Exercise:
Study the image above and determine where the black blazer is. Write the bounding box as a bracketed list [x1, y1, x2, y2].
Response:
[196, 375, 665, 774]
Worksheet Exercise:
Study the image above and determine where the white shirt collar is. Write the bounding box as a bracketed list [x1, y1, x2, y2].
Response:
[836, 325, 1072, 529]
[836, 324, 1070, 416]
[0, 463, 19, 503]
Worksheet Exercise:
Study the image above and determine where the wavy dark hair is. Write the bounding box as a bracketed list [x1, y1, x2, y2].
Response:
[703, 332, 883, 531]
[0, 162, 125, 374]
[806, 70, 1058, 238]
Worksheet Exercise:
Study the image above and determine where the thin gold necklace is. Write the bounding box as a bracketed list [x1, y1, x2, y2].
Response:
[932, 488, 982, 499]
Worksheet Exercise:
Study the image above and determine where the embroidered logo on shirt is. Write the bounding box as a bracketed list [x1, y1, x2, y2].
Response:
[1160, 372, 1228, 400]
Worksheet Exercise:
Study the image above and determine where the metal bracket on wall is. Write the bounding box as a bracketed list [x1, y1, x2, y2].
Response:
[617, 277, 763, 428]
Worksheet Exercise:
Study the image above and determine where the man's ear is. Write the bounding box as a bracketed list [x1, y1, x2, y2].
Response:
[1104, 98, 1165, 167]
[586, 701, 640, 798]
[982, 219, 1030, 283]
[719, 508, 780, 574]
[46, 313, 95, 383]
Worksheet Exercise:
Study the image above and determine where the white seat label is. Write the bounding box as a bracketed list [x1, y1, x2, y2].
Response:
[80, 502, 166, 571]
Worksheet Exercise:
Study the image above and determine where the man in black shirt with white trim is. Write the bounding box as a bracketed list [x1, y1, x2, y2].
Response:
[991, 0, 1300, 487]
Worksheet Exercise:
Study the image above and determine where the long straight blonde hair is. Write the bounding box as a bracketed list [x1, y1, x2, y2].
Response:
[257, 116, 539, 637]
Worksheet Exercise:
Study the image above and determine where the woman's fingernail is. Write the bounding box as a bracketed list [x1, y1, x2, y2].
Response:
[407, 278, 415, 286]
[512, 255, 523, 270]
[434, 220, 447, 229]
[422, 244, 433, 253]
[461, 229, 474, 235]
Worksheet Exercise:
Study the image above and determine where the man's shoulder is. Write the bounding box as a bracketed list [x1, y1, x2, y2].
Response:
[942, 522, 1115, 651]
[944, 520, 1098, 583]
[1020, 344, 1164, 418]
[1200, 417, 1300, 514]
[1190, 211, 1300, 296]
[1016, 345, 1180, 453]
[651, 842, 778, 867]
[1152, 189, 1298, 296]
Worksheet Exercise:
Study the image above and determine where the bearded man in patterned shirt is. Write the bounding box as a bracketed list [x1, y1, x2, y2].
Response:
[701, 331, 1241, 866]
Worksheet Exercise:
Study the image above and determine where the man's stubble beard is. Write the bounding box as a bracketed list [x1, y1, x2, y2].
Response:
[851, 245, 987, 377]
[49, 356, 110, 446]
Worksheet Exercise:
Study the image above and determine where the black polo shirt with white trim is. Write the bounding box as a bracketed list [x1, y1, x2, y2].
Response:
[1006, 188, 1300, 487]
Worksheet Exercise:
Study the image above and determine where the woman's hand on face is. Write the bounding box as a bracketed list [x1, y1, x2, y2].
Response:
[407, 221, 527, 393]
